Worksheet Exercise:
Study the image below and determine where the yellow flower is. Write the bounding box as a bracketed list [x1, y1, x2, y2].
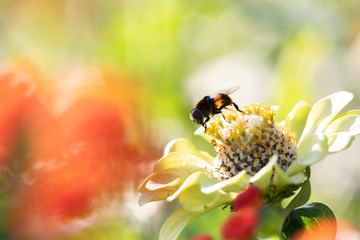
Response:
[138, 91, 360, 240]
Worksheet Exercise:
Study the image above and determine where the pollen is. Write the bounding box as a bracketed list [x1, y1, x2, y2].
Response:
[208, 103, 297, 180]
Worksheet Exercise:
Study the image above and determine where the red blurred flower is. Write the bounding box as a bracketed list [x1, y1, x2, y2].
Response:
[1, 62, 158, 239]
[221, 186, 262, 240]
[232, 185, 263, 211]
[190, 234, 213, 240]
[222, 207, 259, 240]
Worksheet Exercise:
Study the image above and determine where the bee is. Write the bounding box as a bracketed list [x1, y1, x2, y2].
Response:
[190, 86, 244, 131]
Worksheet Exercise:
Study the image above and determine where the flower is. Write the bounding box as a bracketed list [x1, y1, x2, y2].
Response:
[190, 234, 213, 240]
[0, 62, 156, 239]
[293, 219, 337, 240]
[232, 185, 262, 211]
[222, 186, 263, 240]
[139, 91, 360, 240]
[209, 104, 297, 179]
[222, 208, 259, 240]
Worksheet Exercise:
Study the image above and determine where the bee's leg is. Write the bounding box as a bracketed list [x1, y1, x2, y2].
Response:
[203, 123, 207, 132]
[232, 102, 246, 114]
[221, 112, 231, 123]
[204, 116, 210, 124]
[214, 107, 231, 123]
[203, 116, 210, 132]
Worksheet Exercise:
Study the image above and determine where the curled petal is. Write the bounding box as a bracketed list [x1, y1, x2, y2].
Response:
[284, 101, 312, 139]
[159, 208, 203, 240]
[179, 185, 220, 212]
[167, 172, 213, 202]
[138, 168, 187, 193]
[300, 91, 353, 143]
[327, 132, 355, 153]
[138, 191, 172, 206]
[164, 138, 213, 163]
[325, 115, 360, 136]
[154, 152, 212, 173]
[286, 134, 328, 176]
[331, 110, 360, 122]
[297, 133, 328, 165]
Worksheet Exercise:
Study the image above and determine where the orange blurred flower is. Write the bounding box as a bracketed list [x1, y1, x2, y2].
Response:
[1, 61, 157, 239]
[293, 219, 337, 240]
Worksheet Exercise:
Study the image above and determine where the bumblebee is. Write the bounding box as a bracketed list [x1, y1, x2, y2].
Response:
[190, 86, 244, 131]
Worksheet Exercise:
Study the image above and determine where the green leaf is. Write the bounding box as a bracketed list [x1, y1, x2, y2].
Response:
[281, 179, 311, 219]
[159, 208, 203, 240]
[325, 115, 360, 136]
[285, 162, 308, 177]
[272, 161, 304, 194]
[164, 138, 213, 163]
[284, 101, 312, 139]
[327, 132, 355, 153]
[299, 91, 353, 143]
[154, 152, 212, 173]
[282, 202, 336, 239]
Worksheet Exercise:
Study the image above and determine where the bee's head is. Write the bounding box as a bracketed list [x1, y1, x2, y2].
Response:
[190, 108, 204, 125]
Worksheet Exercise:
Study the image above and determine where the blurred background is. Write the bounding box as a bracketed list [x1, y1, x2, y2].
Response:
[0, 0, 360, 239]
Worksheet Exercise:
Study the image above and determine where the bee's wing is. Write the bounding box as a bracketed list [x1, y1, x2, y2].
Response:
[212, 86, 240, 96]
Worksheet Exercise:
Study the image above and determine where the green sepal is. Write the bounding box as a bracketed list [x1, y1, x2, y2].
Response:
[249, 156, 305, 203]
[249, 156, 277, 193]
[281, 178, 311, 220]
[201, 170, 250, 194]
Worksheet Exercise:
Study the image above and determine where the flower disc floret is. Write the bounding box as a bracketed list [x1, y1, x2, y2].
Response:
[207, 104, 298, 180]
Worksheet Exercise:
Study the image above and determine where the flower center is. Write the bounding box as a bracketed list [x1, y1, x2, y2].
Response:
[207, 103, 297, 180]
